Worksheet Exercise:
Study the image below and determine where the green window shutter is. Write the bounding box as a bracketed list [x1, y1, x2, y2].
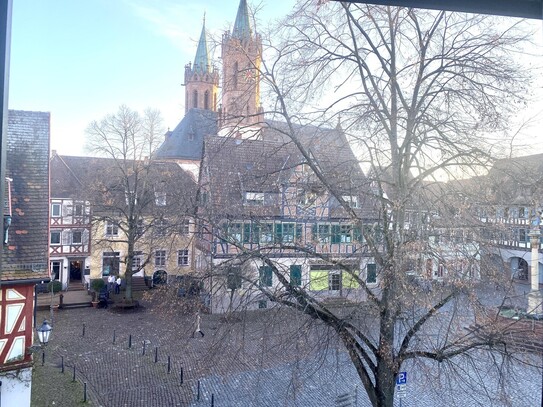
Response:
[290, 265, 302, 286]
[331, 224, 341, 244]
[367, 263, 377, 284]
[312, 224, 317, 241]
[342, 270, 359, 288]
[296, 224, 302, 241]
[310, 271, 328, 290]
[243, 223, 251, 243]
[275, 223, 283, 243]
[252, 224, 260, 243]
[353, 226, 362, 242]
[259, 266, 273, 287]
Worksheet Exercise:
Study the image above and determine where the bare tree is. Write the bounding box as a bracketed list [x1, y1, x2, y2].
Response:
[86, 105, 197, 303]
[197, 4, 538, 407]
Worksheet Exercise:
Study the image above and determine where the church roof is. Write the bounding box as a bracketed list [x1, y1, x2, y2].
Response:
[193, 18, 211, 74]
[232, 0, 252, 40]
[155, 109, 218, 160]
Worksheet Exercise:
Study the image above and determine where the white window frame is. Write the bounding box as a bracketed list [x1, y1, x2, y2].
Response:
[155, 250, 167, 267]
[132, 251, 143, 272]
[342, 195, 359, 209]
[51, 203, 61, 217]
[50, 231, 61, 245]
[155, 191, 167, 206]
[245, 191, 264, 205]
[177, 249, 189, 266]
[105, 221, 119, 237]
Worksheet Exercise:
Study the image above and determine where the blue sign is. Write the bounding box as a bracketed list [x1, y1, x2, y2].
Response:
[396, 372, 407, 385]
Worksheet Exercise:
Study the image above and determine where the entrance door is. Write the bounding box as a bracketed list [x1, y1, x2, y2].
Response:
[69, 260, 83, 282]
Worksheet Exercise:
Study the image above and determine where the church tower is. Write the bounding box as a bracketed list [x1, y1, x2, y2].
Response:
[184, 17, 219, 114]
[220, 0, 263, 130]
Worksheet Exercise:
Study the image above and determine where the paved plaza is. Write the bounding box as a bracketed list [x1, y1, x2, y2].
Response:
[38, 296, 542, 407]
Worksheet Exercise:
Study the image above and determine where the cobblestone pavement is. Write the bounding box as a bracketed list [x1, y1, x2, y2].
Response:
[39, 298, 542, 407]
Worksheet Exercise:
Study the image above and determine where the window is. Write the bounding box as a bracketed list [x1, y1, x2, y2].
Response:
[155, 218, 168, 236]
[204, 90, 210, 110]
[72, 230, 82, 245]
[51, 203, 61, 217]
[259, 266, 273, 287]
[233, 62, 238, 90]
[519, 228, 527, 243]
[73, 203, 84, 217]
[50, 231, 61, 245]
[229, 222, 242, 242]
[317, 224, 330, 243]
[132, 251, 143, 272]
[193, 90, 198, 108]
[290, 265, 302, 286]
[245, 192, 264, 205]
[277, 223, 298, 243]
[297, 189, 315, 206]
[342, 195, 359, 209]
[226, 266, 242, 290]
[155, 250, 167, 267]
[155, 191, 167, 206]
[328, 272, 341, 291]
[260, 223, 274, 243]
[332, 224, 352, 243]
[102, 252, 120, 276]
[51, 261, 61, 280]
[177, 249, 189, 266]
[366, 263, 377, 284]
[519, 207, 527, 218]
[436, 263, 444, 278]
[105, 221, 119, 237]
[180, 219, 190, 235]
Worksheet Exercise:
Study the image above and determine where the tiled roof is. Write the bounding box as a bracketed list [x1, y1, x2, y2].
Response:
[3, 110, 50, 273]
[51, 154, 198, 214]
[155, 109, 218, 160]
[203, 122, 377, 220]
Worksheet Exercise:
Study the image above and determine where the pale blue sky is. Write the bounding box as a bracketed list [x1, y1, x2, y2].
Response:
[8, 1, 543, 157]
[9, 0, 294, 155]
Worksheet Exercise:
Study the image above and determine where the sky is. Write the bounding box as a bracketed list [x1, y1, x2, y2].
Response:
[8, 0, 294, 156]
[8, 1, 543, 157]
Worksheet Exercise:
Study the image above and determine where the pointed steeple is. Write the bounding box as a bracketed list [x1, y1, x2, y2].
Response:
[193, 14, 210, 74]
[232, 0, 252, 40]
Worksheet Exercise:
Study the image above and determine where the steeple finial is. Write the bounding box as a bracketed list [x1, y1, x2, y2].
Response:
[232, 0, 252, 40]
[193, 14, 211, 74]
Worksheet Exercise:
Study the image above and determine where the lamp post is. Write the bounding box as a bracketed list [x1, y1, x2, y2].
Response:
[36, 319, 52, 366]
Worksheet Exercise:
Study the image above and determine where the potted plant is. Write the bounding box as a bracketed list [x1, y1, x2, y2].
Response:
[90, 278, 106, 307]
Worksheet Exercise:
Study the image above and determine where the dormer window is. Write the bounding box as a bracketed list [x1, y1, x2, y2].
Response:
[342, 195, 359, 209]
[155, 191, 167, 206]
[245, 192, 264, 205]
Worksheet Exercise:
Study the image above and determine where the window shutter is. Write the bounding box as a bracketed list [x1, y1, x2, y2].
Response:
[243, 223, 251, 243]
[62, 230, 70, 245]
[275, 223, 283, 243]
[312, 224, 317, 241]
[331, 225, 340, 244]
[296, 224, 302, 241]
[290, 265, 302, 286]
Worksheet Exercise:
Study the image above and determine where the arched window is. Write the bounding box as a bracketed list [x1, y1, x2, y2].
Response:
[233, 61, 238, 90]
[204, 91, 210, 110]
[193, 90, 198, 108]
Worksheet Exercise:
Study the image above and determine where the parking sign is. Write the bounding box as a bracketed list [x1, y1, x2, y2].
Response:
[396, 372, 407, 385]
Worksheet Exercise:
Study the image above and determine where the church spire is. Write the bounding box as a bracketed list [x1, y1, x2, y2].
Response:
[193, 14, 210, 74]
[232, 0, 252, 40]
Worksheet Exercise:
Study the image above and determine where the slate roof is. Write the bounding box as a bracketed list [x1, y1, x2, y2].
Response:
[193, 20, 211, 74]
[51, 153, 198, 215]
[202, 122, 377, 220]
[155, 109, 218, 160]
[232, 0, 252, 40]
[2, 110, 50, 278]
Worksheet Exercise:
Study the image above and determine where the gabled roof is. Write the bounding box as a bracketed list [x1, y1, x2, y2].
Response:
[51, 154, 198, 215]
[193, 18, 211, 74]
[155, 109, 218, 160]
[202, 122, 377, 220]
[232, 0, 252, 40]
[3, 110, 50, 276]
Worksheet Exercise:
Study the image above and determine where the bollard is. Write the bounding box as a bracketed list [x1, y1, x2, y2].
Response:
[211, 393, 214, 407]
[113, 330, 116, 344]
[180, 367, 183, 385]
[167, 356, 171, 374]
[82, 323, 85, 337]
[41, 351, 45, 366]
[128, 334, 132, 349]
[61, 356, 64, 373]
[72, 365, 76, 382]
[197, 380, 201, 401]
[84, 382, 87, 403]
[154, 347, 158, 363]
[59, 294, 64, 309]
[142, 341, 146, 356]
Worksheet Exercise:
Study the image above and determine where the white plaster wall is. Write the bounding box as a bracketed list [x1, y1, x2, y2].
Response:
[0, 367, 32, 407]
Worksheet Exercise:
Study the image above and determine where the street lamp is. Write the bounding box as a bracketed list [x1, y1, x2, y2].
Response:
[36, 319, 52, 366]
